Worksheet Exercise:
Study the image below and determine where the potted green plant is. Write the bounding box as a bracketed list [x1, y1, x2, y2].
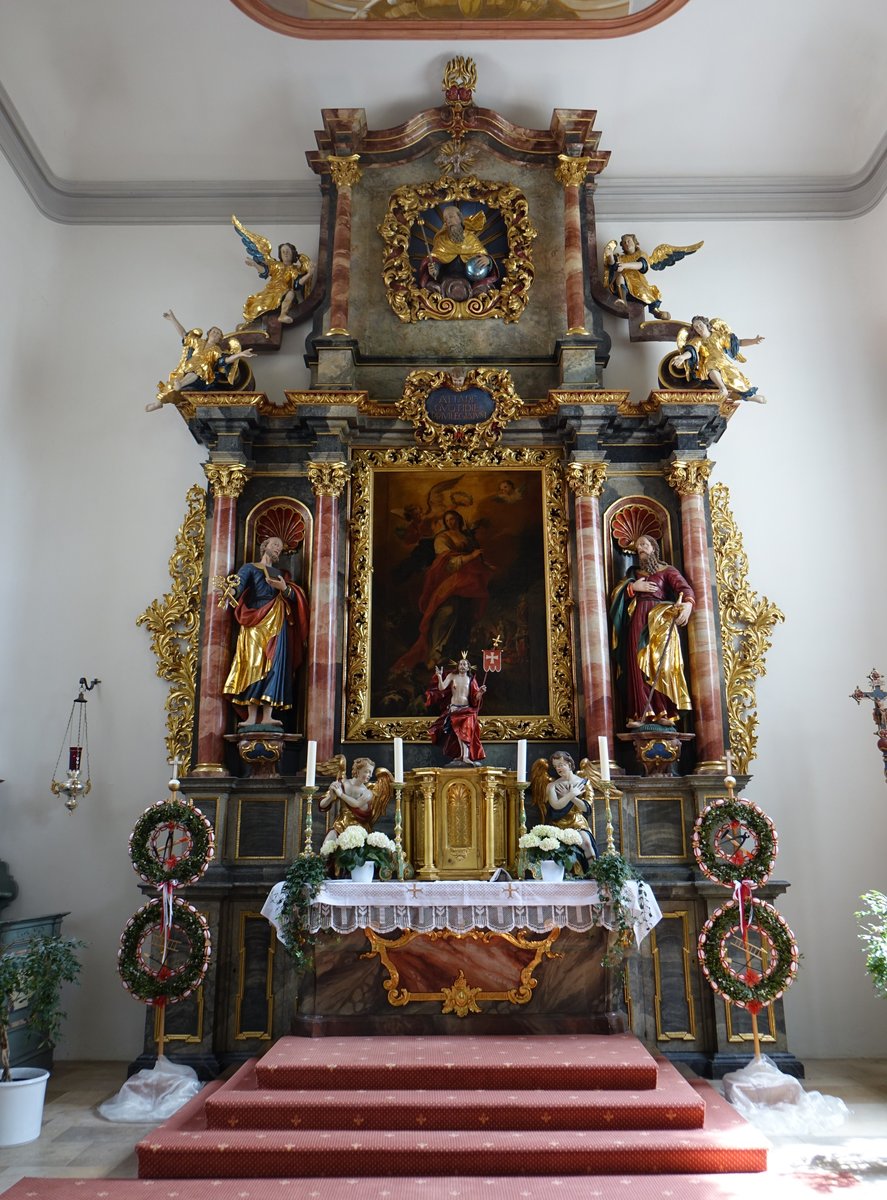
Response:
[856, 890, 887, 998]
[0, 932, 83, 1146]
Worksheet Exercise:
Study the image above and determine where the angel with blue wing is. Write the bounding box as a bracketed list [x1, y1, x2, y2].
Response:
[603, 233, 703, 320]
[233, 215, 313, 326]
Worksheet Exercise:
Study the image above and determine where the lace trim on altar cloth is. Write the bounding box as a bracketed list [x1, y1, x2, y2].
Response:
[260, 879, 661, 947]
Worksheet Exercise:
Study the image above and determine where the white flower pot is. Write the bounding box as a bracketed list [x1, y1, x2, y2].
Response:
[539, 859, 565, 883]
[0, 1067, 49, 1146]
[349, 861, 375, 882]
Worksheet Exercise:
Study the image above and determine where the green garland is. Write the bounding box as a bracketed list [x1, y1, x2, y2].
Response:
[278, 853, 328, 971]
[583, 852, 651, 965]
[692, 797, 777, 888]
[129, 799, 214, 887]
[698, 898, 798, 1009]
[118, 898, 210, 1004]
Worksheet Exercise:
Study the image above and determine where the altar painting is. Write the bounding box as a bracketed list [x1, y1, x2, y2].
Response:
[344, 450, 575, 742]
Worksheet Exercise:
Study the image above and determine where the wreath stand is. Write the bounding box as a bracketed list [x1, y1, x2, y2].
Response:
[99, 764, 214, 1122]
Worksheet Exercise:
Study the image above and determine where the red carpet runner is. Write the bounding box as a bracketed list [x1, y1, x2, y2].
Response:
[134, 1033, 768, 1179]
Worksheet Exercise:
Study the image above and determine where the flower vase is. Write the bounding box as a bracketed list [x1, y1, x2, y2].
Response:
[349, 860, 376, 883]
[539, 859, 565, 883]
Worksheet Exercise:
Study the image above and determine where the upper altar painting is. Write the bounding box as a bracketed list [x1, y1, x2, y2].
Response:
[230, 0, 688, 39]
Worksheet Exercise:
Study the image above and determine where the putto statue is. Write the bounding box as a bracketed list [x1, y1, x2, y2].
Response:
[530, 752, 600, 864]
[603, 234, 703, 321]
[426, 654, 487, 766]
[671, 315, 767, 405]
[148, 310, 256, 411]
[233, 215, 313, 327]
[318, 756, 393, 834]
[610, 532, 695, 729]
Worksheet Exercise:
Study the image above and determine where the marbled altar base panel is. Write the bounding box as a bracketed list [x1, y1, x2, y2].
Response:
[294, 927, 627, 1036]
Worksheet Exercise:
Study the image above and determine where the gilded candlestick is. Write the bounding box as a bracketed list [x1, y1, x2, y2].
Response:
[603, 782, 616, 856]
[302, 785, 318, 854]
[394, 782, 405, 881]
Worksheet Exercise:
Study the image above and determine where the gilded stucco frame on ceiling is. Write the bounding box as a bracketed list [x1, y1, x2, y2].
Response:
[231, 0, 690, 40]
[343, 446, 576, 743]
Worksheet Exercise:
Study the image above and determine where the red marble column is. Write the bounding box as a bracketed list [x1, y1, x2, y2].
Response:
[667, 459, 726, 772]
[555, 155, 591, 335]
[306, 461, 349, 760]
[566, 462, 615, 765]
[192, 462, 248, 775]
[326, 155, 361, 335]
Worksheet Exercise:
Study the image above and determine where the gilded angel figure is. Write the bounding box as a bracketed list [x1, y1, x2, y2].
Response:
[317, 755, 393, 835]
[530, 752, 602, 863]
[233, 215, 313, 327]
[147, 309, 255, 411]
[671, 316, 766, 405]
[603, 233, 703, 320]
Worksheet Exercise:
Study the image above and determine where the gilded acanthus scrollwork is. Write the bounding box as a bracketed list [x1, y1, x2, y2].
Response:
[378, 176, 536, 325]
[397, 368, 523, 451]
[565, 461, 607, 498]
[203, 461, 249, 499]
[665, 459, 713, 497]
[710, 482, 784, 774]
[308, 460, 350, 498]
[136, 484, 207, 766]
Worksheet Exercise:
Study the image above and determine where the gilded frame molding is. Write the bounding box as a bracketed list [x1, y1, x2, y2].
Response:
[344, 446, 576, 742]
[398, 368, 523, 451]
[361, 927, 561, 1015]
[378, 176, 536, 324]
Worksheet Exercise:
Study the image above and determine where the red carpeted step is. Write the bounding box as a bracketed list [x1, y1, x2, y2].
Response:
[203, 1055, 705, 1132]
[254, 1033, 658, 1091]
[0, 1175, 841, 1200]
[137, 1080, 766, 1179]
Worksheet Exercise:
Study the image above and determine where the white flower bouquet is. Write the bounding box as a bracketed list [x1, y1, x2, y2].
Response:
[518, 823, 584, 871]
[319, 824, 397, 876]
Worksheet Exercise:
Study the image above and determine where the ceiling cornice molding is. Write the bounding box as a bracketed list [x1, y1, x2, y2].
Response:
[2, 84, 885, 226]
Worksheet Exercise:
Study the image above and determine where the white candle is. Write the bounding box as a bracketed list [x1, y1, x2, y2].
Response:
[393, 737, 404, 784]
[725, 751, 733, 777]
[516, 739, 527, 784]
[597, 736, 611, 782]
[305, 740, 317, 789]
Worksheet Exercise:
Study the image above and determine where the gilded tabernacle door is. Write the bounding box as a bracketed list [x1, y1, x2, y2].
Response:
[343, 447, 576, 743]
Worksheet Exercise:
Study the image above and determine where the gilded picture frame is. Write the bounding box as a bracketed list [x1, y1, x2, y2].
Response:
[378, 176, 536, 324]
[344, 447, 576, 742]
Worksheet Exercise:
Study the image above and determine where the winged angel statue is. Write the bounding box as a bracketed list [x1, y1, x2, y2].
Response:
[232, 215, 313, 327]
[603, 234, 703, 321]
[530, 752, 621, 864]
[317, 754, 393, 835]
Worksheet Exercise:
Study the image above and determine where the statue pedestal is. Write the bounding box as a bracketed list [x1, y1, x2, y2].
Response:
[224, 729, 302, 778]
[403, 767, 520, 880]
[618, 729, 695, 777]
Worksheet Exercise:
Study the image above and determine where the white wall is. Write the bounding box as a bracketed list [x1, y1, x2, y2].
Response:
[1, 148, 885, 1059]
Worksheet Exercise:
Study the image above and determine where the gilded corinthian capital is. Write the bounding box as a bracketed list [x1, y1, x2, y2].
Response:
[308, 460, 350, 498]
[555, 155, 591, 189]
[665, 459, 713, 497]
[565, 461, 607, 498]
[327, 154, 362, 189]
[203, 462, 249, 499]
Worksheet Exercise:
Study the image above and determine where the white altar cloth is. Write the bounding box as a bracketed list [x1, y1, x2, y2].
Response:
[261, 878, 661, 948]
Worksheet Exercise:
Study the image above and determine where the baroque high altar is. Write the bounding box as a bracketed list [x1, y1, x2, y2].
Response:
[139, 58, 788, 1076]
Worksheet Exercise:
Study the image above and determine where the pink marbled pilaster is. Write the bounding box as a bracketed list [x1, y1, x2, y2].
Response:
[306, 491, 339, 760]
[563, 185, 586, 332]
[680, 491, 726, 767]
[194, 493, 236, 772]
[328, 185, 353, 333]
[574, 493, 614, 750]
